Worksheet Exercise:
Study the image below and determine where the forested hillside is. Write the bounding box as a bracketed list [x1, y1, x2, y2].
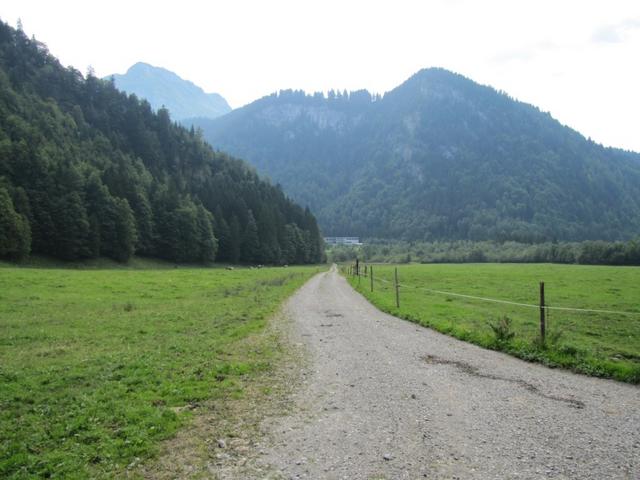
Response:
[108, 62, 231, 122]
[0, 20, 323, 264]
[194, 69, 640, 242]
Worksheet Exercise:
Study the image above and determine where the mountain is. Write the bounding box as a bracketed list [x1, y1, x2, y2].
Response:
[0, 20, 323, 264]
[108, 62, 231, 121]
[192, 69, 640, 242]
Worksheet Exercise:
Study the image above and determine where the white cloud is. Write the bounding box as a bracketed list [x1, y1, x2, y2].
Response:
[491, 41, 559, 64]
[592, 18, 640, 43]
[0, 0, 639, 151]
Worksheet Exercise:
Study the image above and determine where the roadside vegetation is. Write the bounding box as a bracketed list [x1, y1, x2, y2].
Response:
[329, 238, 640, 266]
[0, 260, 320, 478]
[345, 263, 640, 383]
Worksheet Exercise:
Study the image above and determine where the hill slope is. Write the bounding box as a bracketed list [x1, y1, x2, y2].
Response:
[193, 69, 640, 242]
[0, 20, 323, 264]
[108, 62, 231, 121]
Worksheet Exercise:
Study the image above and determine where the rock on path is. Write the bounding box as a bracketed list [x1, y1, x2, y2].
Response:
[256, 266, 639, 479]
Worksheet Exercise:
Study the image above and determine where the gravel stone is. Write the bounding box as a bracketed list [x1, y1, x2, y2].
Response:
[255, 266, 639, 479]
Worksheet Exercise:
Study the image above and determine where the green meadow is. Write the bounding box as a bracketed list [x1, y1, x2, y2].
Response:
[0, 261, 320, 478]
[346, 263, 640, 383]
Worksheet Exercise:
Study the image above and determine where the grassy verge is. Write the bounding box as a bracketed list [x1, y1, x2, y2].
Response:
[345, 263, 640, 383]
[0, 262, 321, 478]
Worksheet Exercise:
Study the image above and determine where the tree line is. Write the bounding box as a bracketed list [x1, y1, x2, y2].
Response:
[0, 20, 324, 264]
[328, 239, 640, 266]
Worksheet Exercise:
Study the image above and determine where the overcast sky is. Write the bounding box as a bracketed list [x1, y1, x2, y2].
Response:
[1, 0, 639, 151]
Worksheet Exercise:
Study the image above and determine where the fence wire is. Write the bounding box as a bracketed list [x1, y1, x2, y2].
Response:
[351, 266, 640, 317]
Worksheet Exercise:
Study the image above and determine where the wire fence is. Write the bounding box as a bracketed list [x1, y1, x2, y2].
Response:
[342, 262, 640, 344]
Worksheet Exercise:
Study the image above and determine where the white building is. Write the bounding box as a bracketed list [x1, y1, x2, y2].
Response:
[325, 237, 362, 246]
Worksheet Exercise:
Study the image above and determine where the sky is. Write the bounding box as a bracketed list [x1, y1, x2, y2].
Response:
[1, 0, 639, 152]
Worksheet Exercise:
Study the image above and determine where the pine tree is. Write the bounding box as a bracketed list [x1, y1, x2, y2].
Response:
[213, 206, 232, 262]
[130, 190, 155, 256]
[111, 198, 137, 262]
[228, 214, 241, 264]
[51, 192, 91, 260]
[282, 224, 298, 264]
[195, 203, 217, 263]
[0, 185, 31, 259]
[241, 209, 260, 263]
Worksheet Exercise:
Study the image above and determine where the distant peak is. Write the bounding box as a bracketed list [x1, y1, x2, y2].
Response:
[126, 62, 175, 77]
[128, 61, 155, 72]
[108, 62, 231, 121]
[409, 67, 464, 82]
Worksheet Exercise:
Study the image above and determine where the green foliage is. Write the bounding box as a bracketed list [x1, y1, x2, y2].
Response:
[347, 263, 640, 383]
[331, 239, 640, 266]
[0, 185, 30, 259]
[0, 20, 323, 265]
[0, 263, 318, 478]
[195, 69, 640, 242]
[488, 315, 515, 343]
[241, 209, 260, 263]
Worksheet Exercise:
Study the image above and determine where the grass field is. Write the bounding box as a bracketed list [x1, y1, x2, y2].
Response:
[346, 263, 640, 384]
[0, 260, 321, 478]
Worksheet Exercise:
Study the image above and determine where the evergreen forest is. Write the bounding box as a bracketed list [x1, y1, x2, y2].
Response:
[193, 70, 640, 242]
[0, 20, 324, 264]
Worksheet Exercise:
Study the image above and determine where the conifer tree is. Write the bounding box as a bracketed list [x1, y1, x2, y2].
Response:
[0, 19, 326, 265]
[195, 203, 217, 263]
[0, 185, 31, 259]
[213, 206, 232, 262]
[241, 209, 260, 263]
[228, 214, 242, 264]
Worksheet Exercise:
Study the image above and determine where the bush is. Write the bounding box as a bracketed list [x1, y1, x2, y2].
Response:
[488, 315, 515, 343]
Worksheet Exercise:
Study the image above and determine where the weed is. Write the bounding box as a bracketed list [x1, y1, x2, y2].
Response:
[558, 344, 579, 357]
[488, 315, 515, 343]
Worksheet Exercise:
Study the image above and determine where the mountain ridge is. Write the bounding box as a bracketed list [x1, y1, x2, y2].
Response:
[0, 20, 323, 264]
[191, 67, 640, 242]
[108, 62, 231, 121]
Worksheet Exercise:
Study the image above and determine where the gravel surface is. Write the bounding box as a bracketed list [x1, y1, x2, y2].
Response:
[254, 266, 639, 479]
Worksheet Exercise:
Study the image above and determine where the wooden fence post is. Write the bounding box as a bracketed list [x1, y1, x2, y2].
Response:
[539, 281, 545, 341]
[370, 265, 374, 292]
[395, 267, 400, 308]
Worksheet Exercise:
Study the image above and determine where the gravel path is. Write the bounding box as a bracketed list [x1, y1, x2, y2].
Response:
[256, 266, 639, 479]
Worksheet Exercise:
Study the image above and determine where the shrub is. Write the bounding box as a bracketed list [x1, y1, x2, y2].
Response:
[488, 315, 515, 343]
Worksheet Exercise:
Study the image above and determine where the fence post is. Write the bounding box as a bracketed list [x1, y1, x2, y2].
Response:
[395, 267, 400, 308]
[356, 258, 359, 276]
[370, 265, 374, 292]
[539, 281, 545, 341]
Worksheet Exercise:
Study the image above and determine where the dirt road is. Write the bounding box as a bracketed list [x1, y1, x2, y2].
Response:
[250, 266, 639, 479]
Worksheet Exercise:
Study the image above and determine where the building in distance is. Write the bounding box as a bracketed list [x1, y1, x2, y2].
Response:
[325, 237, 363, 246]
